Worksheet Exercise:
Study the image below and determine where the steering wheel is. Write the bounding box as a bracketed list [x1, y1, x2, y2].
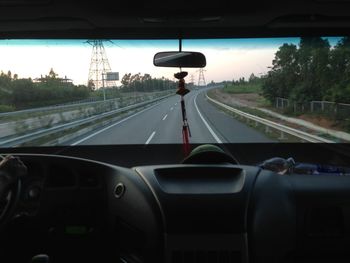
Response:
[0, 156, 26, 230]
[0, 180, 22, 229]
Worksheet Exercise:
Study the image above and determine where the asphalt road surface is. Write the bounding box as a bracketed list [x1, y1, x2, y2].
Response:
[71, 88, 274, 145]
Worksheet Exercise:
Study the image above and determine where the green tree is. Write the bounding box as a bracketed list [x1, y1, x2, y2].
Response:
[293, 37, 330, 101]
[10, 79, 35, 108]
[325, 37, 350, 102]
[262, 38, 333, 103]
[121, 73, 131, 88]
[262, 43, 298, 101]
[87, 80, 95, 91]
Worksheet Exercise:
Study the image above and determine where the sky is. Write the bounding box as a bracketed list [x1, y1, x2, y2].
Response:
[0, 37, 342, 86]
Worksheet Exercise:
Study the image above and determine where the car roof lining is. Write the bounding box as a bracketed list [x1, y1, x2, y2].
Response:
[0, 0, 350, 39]
[0, 0, 349, 38]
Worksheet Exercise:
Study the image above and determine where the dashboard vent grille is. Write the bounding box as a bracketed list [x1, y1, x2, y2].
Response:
[171, 250, 241, 263]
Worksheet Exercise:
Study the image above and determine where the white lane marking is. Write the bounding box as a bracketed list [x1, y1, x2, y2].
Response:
[71, 102, 162, 146]
[194, 93, 223, 144]
[145, 131, 156, 145]
[170, 107, 174, 111]
[162, 114, 168, 121]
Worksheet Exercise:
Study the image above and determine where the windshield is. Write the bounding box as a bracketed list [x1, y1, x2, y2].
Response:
[0, 37, 349, 147]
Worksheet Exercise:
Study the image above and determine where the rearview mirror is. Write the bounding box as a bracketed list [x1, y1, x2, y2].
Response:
[153, 51, 206, 68]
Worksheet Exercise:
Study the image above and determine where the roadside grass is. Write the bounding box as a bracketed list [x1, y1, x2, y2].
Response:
[212, 97, 347, 142]
[214, 104, 302, 142]
[207, 89, 220, 100]
[256, 96, 271, 107]
[206, 91, 314, 143]
[223, 83, 262, 94]
[211, 86, 350, 139]
[0, 105, 15, 113]
[271, 106, 350, 134]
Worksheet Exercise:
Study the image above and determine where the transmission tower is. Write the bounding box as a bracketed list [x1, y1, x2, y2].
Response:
[87, 40, 115, 89]
[197, 69, 206, 86]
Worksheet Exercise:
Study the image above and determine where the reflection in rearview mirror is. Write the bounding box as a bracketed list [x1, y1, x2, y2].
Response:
[153, 51, 206, 68]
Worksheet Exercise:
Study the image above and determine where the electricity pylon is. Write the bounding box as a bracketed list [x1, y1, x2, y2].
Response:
[87, 40, 114, 89]
[197, 69, 206, 86]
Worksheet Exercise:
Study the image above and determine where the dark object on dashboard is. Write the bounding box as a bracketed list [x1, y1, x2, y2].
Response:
[31, 254, 50, 263]
[293, 162, 350, 175]
[259, 157, 295, 174]
[31, 254, 49, 263]
[259, 156, 350, 176]
[182, 144, 238, 164]
[153, 51, 206, 68]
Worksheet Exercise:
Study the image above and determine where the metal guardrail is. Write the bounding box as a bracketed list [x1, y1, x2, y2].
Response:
[0, 91, 174, 118]
[0, 97, 118, 118]
[206, 93, 335, 143]
[0, 94, 173, 147]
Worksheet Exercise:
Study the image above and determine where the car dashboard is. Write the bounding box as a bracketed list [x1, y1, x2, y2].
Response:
[0, 0, 350, 261]
[1, 152, 350, 263]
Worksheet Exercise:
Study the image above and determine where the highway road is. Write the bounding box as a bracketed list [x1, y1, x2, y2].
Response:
[70, 89, 274, 145]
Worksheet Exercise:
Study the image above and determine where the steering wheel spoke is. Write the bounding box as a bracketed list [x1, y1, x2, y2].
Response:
[0, 155, 26, 228]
